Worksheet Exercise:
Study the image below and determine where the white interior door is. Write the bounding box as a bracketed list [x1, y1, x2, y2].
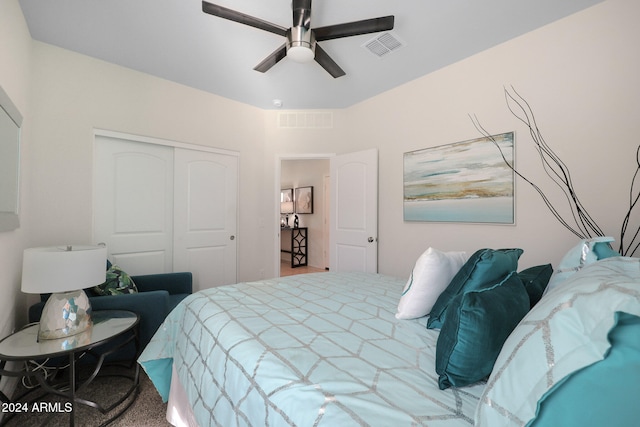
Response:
[94, 137, 174, 275]
[173, 148, 238, 292]
[323, 174, 330, 270]
[330, 149, 378, 273]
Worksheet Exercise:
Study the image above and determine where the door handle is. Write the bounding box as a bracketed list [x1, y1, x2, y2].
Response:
[230, 235, 235, 240]
[368, 237, 375, 243]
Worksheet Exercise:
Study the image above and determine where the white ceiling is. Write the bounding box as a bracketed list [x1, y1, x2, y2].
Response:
[18, 0, 602, 110]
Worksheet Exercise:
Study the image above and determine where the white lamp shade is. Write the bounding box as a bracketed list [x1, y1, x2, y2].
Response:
[22, 245, 107, 294]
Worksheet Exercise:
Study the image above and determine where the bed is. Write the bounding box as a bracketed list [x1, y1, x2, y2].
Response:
[139, 244, 640, 427]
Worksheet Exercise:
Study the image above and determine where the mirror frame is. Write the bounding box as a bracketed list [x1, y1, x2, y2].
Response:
[0, 85, 22, 232]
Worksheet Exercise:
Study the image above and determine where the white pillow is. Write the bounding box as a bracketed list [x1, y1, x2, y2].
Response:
[395, 247, 467, 320]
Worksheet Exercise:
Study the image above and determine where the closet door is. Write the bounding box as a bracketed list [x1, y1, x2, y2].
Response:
[94, 137, 174, 275]
[173, 148, 238, 291]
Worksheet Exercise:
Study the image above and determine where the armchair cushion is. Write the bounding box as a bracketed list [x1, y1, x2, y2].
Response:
[133, 272, 193, 297]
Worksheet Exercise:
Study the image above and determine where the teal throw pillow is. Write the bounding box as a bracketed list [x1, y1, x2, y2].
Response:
[427, 248, 523, 329]
[518, 264, 553, 308]
[593, 241, 621, 260]
[528, 311, 640, 427]
[93, 264, 138, 296]
[435, 271, 530, 389]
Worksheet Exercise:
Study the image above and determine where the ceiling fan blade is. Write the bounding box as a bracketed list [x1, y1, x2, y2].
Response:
[253, 44, 288, 73]
[202, 1, 288, 37]
[314, 16, 394, 41]
[314, 44, 345, 78]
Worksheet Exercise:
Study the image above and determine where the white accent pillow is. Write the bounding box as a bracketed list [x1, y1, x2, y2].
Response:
[395, 247, 467, 320]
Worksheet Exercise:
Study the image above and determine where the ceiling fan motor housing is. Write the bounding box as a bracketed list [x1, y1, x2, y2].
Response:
[287, 0, 315, 62]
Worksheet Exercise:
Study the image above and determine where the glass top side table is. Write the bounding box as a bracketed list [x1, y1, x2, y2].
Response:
[0, 310, 139, 359]
[0, 310, 140, 427]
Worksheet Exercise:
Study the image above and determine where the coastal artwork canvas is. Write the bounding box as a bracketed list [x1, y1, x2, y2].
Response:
[403, 132, 515, 224]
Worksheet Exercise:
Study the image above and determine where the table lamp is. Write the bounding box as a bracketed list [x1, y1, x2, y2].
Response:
[22, 245, 107, 340]
[281, 201, 294, 227]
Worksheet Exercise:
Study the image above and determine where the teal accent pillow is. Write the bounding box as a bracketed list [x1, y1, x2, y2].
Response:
[593, 240, 621, 260]
[435, 271, 530, 389]
[527, 311, 640, 427]
[518, 264, 553, 308]
[427, 248, 524, 329]
[93, 264, 138, 296]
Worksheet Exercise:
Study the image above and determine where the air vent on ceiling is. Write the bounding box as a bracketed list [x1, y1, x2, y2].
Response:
[278, 112, 333, 129]
[363, 32, 405, 58]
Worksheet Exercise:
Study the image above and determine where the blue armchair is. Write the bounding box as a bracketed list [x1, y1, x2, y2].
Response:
[28, 271, 192, 360]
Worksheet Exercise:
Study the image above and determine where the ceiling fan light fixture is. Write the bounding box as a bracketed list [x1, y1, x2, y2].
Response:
[287, 25, 315, 63]
[287, 45, 315, 63]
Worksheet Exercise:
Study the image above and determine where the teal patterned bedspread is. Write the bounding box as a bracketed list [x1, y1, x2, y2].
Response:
[139, 272, 484, 426]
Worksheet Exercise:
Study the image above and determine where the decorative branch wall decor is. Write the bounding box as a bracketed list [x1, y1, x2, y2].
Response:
[403, 132, 515, 224]
[471, 86, 640, 256]
[620, 145, 640, 256]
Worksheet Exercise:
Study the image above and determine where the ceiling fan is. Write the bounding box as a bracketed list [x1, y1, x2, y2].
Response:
[202, 0, 394, 78]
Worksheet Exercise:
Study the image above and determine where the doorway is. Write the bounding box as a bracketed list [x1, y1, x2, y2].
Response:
[278, 156, 331, 277]
[275, 149, 379, 278]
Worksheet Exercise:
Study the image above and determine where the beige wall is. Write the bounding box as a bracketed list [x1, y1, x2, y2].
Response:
[1, 0, 639, 342]
[265, 0, 640, 278]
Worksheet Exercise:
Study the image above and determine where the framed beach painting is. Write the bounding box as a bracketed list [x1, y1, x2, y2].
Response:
[403, 132, 515, 224]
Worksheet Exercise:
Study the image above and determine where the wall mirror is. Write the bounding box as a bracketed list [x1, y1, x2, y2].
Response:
[0, 85, 22, 232]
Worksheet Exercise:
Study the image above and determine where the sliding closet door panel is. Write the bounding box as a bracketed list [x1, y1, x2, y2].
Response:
[174, 148, 238, 291]
[94, 136, 174, 275]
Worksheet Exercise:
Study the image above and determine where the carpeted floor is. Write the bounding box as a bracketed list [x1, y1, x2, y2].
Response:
[2, 364, 171, 427]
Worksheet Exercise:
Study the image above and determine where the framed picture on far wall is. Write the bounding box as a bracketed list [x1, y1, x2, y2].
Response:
[295, 186, 314, 214]
[280, 188, 294, 214]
